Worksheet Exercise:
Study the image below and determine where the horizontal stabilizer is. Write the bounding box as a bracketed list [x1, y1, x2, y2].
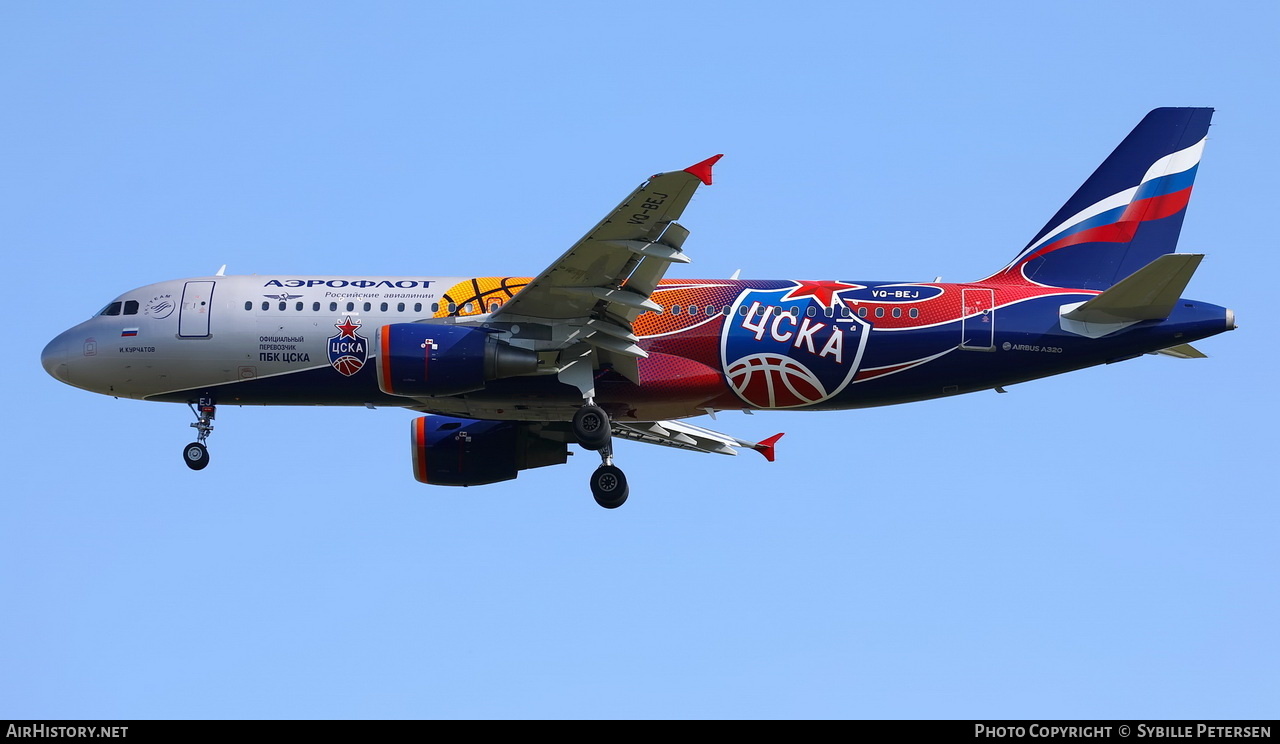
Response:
[1062, 253, 1203, 324]
[1152, 343, 1207, 359]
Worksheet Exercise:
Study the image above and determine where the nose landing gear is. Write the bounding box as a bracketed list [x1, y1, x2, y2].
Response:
[183, 397, 215, 471]
[574, 402, 628, 509]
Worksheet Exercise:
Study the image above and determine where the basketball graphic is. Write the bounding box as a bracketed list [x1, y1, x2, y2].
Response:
[437, 277, 530, 317]
[726, 353, 828, 408]
[332, 355, 363, 376]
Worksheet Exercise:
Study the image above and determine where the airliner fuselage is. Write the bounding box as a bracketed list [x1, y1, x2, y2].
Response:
[39, 108, 1237, 508]
[43, 272, 1232, 416]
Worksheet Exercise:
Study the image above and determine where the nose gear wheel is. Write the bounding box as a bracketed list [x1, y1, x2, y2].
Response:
[183, 397, 216, 471]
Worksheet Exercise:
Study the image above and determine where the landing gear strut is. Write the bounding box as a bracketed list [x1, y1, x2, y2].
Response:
[183, 397, 215, 471]
[574, 402, 628, 509]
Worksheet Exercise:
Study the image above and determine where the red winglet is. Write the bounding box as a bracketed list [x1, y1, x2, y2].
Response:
[684, 154, 724, 185]
[754, 432, 784, 463]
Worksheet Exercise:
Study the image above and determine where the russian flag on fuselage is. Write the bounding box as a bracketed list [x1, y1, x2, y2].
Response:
[990, 108, 1213, 291]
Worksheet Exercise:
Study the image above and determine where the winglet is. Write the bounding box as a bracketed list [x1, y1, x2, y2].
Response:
[753, 432, 784, 462]
[684, 154, 723, 185]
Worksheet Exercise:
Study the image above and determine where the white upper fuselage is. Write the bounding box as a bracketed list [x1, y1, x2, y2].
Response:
[41, 275, 465, 403]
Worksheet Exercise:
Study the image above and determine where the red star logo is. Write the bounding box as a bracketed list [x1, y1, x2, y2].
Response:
[780, 280, 863, 308]
[334, 316, 362, 338]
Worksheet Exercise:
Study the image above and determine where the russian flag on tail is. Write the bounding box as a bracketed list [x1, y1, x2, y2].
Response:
[987, 108, 1213, 291]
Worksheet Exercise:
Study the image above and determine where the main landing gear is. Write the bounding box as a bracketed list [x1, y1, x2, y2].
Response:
[573, 402, 628, 509]
[183, 397, 215, 471]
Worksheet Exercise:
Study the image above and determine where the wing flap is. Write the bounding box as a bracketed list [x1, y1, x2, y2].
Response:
[612, 420, 783, 460]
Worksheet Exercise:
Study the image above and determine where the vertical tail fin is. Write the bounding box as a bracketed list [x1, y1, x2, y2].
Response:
[988, 107, 1213, 290]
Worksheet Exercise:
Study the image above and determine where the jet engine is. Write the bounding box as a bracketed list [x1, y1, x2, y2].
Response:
[377, 324, 540, 397]
[410, 416, 569, 487]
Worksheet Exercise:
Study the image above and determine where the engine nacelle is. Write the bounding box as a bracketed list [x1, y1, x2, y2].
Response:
[377, 324, 540, 397]
[410, 416, 569, 486]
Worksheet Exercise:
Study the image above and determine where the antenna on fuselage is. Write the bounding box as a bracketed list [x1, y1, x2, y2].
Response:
[730, 269, 741, 280]
[215, 265, 227, 276]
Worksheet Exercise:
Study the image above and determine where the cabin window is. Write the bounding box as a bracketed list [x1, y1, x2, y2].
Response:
[892, 307, 902, 318]
[278, 302, 286, 311]
[722, 306, 732, 316]
[671, 305, 681, 315]
[123, 300, 139, 315]
[909, 308, 919, 319]
[414, 303, 422, 312]
[840, 305, 852, 318]
[363, 302, 372, 312]
[330, 302, 338, 312]
[857, 307, 868, 318]
[295, 302, 303, 311]
[346, 302, 355, 312]
[312, 302, 320, 312]
[447, 302, 457, 313]
[244, 301, 252, 311]
[490, 303, 500, 313]
[824, 306, 834, 318]
[875, 307, 884, 318]
[738, 305, 750, 317]
[704, 305, 714, 316]
[380, 302, 388, 312]
[431, 302, 440, 313]
[261, 301, 270, 311]
[806, 306, 816, 317]
[101, 302, 122, 316]
[397, 302, 405, 312]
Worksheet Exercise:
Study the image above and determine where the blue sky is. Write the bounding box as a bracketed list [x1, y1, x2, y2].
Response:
[2, 1, 1276, 719]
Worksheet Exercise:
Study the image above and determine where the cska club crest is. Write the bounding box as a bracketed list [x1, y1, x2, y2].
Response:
[720, 283, 871, 409]
[328, 316, 368, 376]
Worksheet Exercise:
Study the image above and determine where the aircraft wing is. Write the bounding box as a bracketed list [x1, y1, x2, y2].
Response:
[612, 420, 783, 461]
[487, 155, 722, 382]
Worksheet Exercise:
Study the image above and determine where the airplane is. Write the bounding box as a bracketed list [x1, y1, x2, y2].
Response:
[41, 107, 1235, 508]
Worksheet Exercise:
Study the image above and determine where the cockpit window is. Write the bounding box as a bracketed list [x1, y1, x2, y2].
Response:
[123, 300, 139, 315]
[100, 302, 123, 316]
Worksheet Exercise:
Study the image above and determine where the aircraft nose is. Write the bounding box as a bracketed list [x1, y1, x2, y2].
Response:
[41, 333, 70, 382]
